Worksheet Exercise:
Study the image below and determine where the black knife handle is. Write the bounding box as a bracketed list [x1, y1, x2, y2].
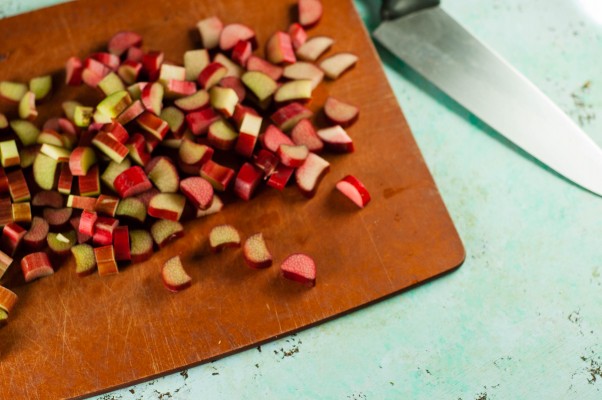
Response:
[381, 0, 440, 20]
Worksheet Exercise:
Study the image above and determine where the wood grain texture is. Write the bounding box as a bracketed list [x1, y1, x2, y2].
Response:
[0, 0, 464, 398]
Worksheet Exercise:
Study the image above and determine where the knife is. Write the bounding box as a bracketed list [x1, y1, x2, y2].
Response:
[373, 0, 602, 196]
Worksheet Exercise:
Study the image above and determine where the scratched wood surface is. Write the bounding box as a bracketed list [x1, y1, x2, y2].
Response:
[0, 0, 464, 398]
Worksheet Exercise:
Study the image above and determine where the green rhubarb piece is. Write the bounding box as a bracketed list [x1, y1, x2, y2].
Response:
[71, 244, 97, 276]
[115, 197, 146, 223]
[160, 107, 184, 133]
[33, 153, 58, 190]
[184, 49, 210, 81]
[98, 72, 125, 96]
[127, 84, 144, 100]
[40, 143, 71, 162]
[0, 113, 7, 129]
[0, 140, 20, 168]
[36, 130, 64, 147]
[10, 120, 39, 146]
[73, 106, 94, 128]
[101, 158, 131, 191]
[47, 230, 76, 254]
[18, 91, 37, 120]
[96, 90, 132, 118]
[29, 75, 52, 100]
[130, 229, 153, 260]
[151, 219, 184, 247]
[241, 71, 278, 101]
[0, 81, 28, 102]
[62, 100, 82, 122]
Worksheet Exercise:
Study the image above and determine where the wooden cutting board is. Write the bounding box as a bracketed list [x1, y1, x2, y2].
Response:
[0, 0, 464, 398]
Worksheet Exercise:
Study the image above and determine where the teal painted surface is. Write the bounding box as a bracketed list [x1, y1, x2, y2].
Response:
[3, 1, 602, 399]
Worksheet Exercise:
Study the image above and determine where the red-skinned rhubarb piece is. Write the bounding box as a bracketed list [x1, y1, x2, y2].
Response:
[159, 64, 186, 82]
[162, 256, 191, 292]
[7, 169, 31, 202]
[298, 0, 323, 28]
[209, 87, 239, 118]
[277, 144, 309, 167]
[151, 219, 184, 248]
[289, 23, 307, 49]
[118, 60, 143, 85]
[266, 32, 296, 65]
[281, 253, 316, 286]
[253, 149, 280, 176]
[243, 233, 273, 269]
[235, 113, 262, 158]
[114, 166, 153, 198]
[91, 52, 120, 71]
[115, 197, 146, 223]
[78, 165, 101, 196]
[135, 188, 160, 208]
[58, 163, 73, 194]
[163, 79, 197, 98]
[233, 163, 264, 201]
[336, 175, 371, 208]
[101, 158, 131, 192]
[174, 90, 209, 112]
[116, 100, 145, 125]
[271, 102, 313, 131]
[319, 52, 358, 80]
[291, 119, 324, 152]
[141, 82, 164, 115]
[95, 245, 119, 276]
[92, 131, 129, 163]
[260, 125, 294, 153]
[0, 197, 12, 227]
[200, 160, 235, 191]
[12, 202, 31, 223]
[196, 17, 223, 49]
[39, 143, 70, 162]
[142, 51, 164, 81]
[209, 224, 241, 252]
[23, 216, 49, 250]
[246, 56, 283, 82]
[47, 231, 77, 256]
[180, 177, 214, 210]
[219, 23, 256, 51]
[69, 146, 96, 176]
[0, 168, 8, 194]
[66, 57, 84, 85]
[0, 140, 20, 167]
[103, 122, 129, 144]
[93, 216, 119, 246]
[145, 157, 180, 193]
[44, 207, 73, 229]
[324, 96, 359, 127]
[71, 244, 96, 277]
[0, 286, 17, 314]
[207, 119, 238, 150]
[316, 125, 354, 153]
[67, 195, 97, 211]
[127, 46, 144, 63]
[219, 76, 246, 103]
[232, 104, 259, 129]
[95, 195, 120, 216]
[96, 90, 132, 119]
[109, 31, 142, 56]
[232, 40, 252, 67]
[148, 193, 186, 221]
[184, 49, 210, 81]
[126, 133, 151, 167]
[32, 190, 63, 208]
[1, 223, 26, 256]
[21, 252, 54, 282]
[179, 139, 213, 167]
[213, 53, 244, 78]
[79, 210, 97, 236]
[186, 108, 220, 136]
[295, 152, 329, 197]
[196, 194, 223, 218]
[113, 226, 131, 261]
[283, 62, 324, 90]
[129, 229, 153, 263]
[198, 62, 227, 90]
[296, 36, 333, 61]
[136, 111, 169, 140]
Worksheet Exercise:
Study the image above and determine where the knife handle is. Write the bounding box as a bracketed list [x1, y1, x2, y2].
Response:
[381, 0, 440, 20]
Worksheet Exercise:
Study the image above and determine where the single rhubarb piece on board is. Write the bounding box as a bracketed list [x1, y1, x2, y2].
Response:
[219, 23, 256, 51]
[162, 256, 192, 292]
[283, 62, 324, 90]
[281, 253, 316, 286]
[21, 252, 54, 282]
[335, 175, 371, 208]
[316, 125, 354, 153]
[296, 36, 333, 61]
[243, 233, 273, 269]
[196, 16, 223, 49]
[298, 0, 323, 28]
[266, 32, 296, 65]
[209, 224, 241, 252]
[277, 144, 309, 168]
[319, 53, 358, 80]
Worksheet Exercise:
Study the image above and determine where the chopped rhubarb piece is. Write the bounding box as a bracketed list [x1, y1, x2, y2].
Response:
[160, 107, 186, 136]
[108, 31, 142, 56]
[291, 119, 323, 152]
[336, 175, 371, 208]
[235, 113, 262, 158]
[0, 197, 12, 227]
[0, 250, 11, 279]
[289, 23, 307, 49]
[253, 149, 280, 176]
[135, 187, 160, 208]
[92, 131, 129, 163]
[184, 49, 210, 81]
[281, 253, 316, 286]
[0, 140, 20, 167]
[58, 163, 73, 194]
[115, 197, 146, 223]
[278, 144, 309, 167]
[270, 102, 313, 131]
[246, 56, 283, 81]
[96, 90, 132, 119]
[118, 60, 143, 85]
[232, 104, 259, 129]
[323, 96, 359, 127]
[209, 87, 239, 117]
[180, 177, 214, 210]
[79, 210, 98, 236]
[266, 32, 296, 65]
[113, 226, 131, 261]
[98, 72, 125, 96]
[319, 52, 358, 80]
[136, 111, 169, 140]
[148, 193, 186, 221]
[95, 195, 120, 216]
[0, 167, 8, 194]
[43, 207, 73, 228]
[21, 252, 53, 282]
[10, 120, 40, 146]
[127, 46, 144, 63]
[0, 81, 27, 102]
[296, 36, 333, 61]
[70, 217, 92, 244]
[142, 51, 164, 81]
[267, 165, 295, 190]
[39, 143, 70, 163]
[94, 245, 119, 276]
[274, 80, 312, 103]
[200, 160, 235, 191]
[197, 16, 223, 49]
[186, 108, 220, 136]
[47, 231, 76, 256]
[33, 153, 58, 192]
[283, 62, 324, 90]
[93, 216, 119, 246]
[243, 233, 273, 269]
[103, 121, 129, 144]
[66, 57, 84, 85]
[151, 219, 184, 248]
[208, 119, 238, 150]
[295, 152, 330, 197]
[174, 90, 209, 112]
[179, 139, 213, 166]
[126, 133, 152, 167]
[11, 202, 31, 223]
[23, 216, 49, 250]
[260, 125, 294, 153]
[1, 223, 26, 256]
[114, 166, 153, 198]
[32, 190, 63, 208]
[101, 158, 131, 192]
[232, 40, 252, 66]
[78, 165, 101, 196]
[0, 286, 18, 313]
[145, 157, 180, 193]
[159, 64, 186, 82]
[38, 129, 65, 147]
[298, 0, 323, 27]
[209, 224, 241, 252]
[18, 91, 38, 121]
[219, 23, 256, 51]
[7, 169, 31, 202]
[71, 244, 97, 277]
[241, 71, 277, 103]
[67, 195, 97, 211]
[162, 256, 192, 292]
[196, 194, 223, 218]
[91, 52, 120, 71]
[316, 125, 354, 153]
[233, 163, 264, 201]
[116, 100, 145, 125]
[129, 229, 154, 263]
[198, 62, 227, 90]
[141, 82, 164, 115]
[69, 146, 96, 176]
[219, 76, 246, 103]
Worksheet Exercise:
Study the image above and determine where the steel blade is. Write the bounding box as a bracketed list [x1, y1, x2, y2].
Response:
[374, 7, 602, 196]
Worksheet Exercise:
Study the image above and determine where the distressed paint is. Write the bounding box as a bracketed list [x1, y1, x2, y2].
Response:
[3, 0, 602, 399]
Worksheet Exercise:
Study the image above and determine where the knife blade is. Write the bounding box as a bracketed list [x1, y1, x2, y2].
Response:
[373, 0, 602, 196]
